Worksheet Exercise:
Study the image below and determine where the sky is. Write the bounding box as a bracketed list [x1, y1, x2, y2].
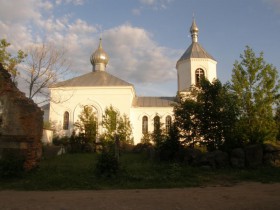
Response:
[1, 0, 280, 99]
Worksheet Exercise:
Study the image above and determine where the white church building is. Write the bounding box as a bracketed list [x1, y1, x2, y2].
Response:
[44, 20, 217, 145]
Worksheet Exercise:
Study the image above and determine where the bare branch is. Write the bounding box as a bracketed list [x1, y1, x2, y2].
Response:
[22, 42, 71, 103]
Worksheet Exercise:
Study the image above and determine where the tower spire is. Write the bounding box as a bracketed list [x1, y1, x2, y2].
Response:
[190, 18, 199, 43]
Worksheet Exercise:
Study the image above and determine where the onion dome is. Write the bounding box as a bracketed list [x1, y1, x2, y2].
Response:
[90, 38, 109, 71]
[190, 19, 199, 43]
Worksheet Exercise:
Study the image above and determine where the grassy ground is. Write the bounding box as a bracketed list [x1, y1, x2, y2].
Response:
[1, 152, 280, 190]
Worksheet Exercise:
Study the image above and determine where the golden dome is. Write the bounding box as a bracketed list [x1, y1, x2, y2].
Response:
[90, 38, 109, 67]
[190, 19, 199, 33]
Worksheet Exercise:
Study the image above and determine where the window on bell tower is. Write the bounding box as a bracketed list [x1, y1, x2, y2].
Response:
[195, 68, 205, 86]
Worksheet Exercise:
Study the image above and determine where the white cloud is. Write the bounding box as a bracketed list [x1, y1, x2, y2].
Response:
[262, 0, 280, 13]
[55, 0, 85, 5]
[0, 0, 179, 97]
[0, 0, 43, 23]
[102, 24, 178, 84]
[139, 0, 173, 10]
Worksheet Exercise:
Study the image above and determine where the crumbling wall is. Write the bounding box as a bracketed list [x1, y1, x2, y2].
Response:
[0, 63, 43, 170]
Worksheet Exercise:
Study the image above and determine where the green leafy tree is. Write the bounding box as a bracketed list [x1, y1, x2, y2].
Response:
[197, 79, 239, 151]
[174, 79, 239, 151]
[274, 106, 280, 141]
[74, 105, 98, 145]
[231, 46, 279, 144]
[101, 105, 133, 144]
[158, 123, 185, 162]
[151, 114, 166, 148]
[0, 39, 26, 84]
[141, 132, 152, 144]
[173, 93, 200, 147]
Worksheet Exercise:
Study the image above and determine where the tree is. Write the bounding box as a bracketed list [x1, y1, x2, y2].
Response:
[174, 79, 239, 151]
[23, 42, 70, 103]
[74, 105, 98, 145]
[231, 46, 279, 144]
[274, 105, 280, 141]
[173, 93, 200, 147]
[197, 79, 239, 151]
[151, 114, 166, 148]
[0, 39, 26, 84]
[101, 105, 133, 144]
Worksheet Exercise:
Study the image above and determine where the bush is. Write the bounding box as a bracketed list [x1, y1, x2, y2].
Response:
[94, 152, 120, 178]
[159, 138, 185, 162]
[133, 143, 153, 153]
[0, 151, 25, 179]
[52, 135, 69, 146]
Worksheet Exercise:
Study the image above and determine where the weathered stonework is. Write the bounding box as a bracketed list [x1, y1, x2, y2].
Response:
[0, 63, 43, 171]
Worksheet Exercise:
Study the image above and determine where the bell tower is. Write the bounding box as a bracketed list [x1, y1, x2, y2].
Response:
[176, 19, 217, 92]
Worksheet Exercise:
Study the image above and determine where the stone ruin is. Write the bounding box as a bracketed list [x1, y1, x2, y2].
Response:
[0, 63, 43, 171]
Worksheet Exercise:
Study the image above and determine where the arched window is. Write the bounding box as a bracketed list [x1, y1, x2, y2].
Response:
[195, 68, 205, 86]
[63, 111, 69, 130]
[142, 116, 148, 134]
[154, 115, 160, 131]
[165, 115, 172, 133]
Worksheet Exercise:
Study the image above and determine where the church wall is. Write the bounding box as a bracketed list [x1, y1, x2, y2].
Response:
[130, 107, 173, 144]
[49, 86, 135, 136]
[177, 58, 217, 91]
[177, 60, 191, 91]
[190, 58, 217, 85]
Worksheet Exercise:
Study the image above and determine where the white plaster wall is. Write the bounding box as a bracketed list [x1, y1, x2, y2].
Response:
[130, 106, 174, 144]
[190, 58, 217, 85]
[49, 86, 135, 136]
[177, 58, 217, 91]
[177, 60, 191, 91]
[42, 129, 53, 145]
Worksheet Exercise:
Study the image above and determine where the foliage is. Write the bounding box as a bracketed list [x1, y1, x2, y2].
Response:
[69, 132, 94, 153]
[141, 132, 152, 144]
[23, 42, 70, 102]
[151, 114, 166, 148]
[74, 105, 98, 149]
[1, 153, 280, 190]
[101, 105, 133, 146]
[0, 39, 26, 84]
[133, 143, 153, 153]
[174, 79, 239, 151]
[197, 79, 240, 151]
[173, 93, 200, 147]
[52, 135, 69, 146]
[274, 106, 280, 141]
[0, 150, 25, 179]
[231, 46, 279, 144]
[94, 152, 120, 178]
[158, 124, 185, 162]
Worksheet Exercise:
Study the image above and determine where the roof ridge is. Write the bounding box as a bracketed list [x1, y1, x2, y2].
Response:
[51, 71, 133, 88]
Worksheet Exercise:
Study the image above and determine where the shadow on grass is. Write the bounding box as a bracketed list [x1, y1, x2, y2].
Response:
[1, 153, 280, 190]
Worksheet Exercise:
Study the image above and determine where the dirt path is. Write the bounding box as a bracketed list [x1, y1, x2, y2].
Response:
[0, 182, 280, 210]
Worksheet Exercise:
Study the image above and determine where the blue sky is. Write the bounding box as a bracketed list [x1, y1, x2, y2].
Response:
[1, 0, 280, 98]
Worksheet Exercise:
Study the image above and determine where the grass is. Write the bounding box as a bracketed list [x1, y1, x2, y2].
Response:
[1, 152, 280, 190]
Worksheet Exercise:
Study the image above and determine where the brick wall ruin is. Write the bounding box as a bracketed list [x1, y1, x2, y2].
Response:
[0, 63, 43, 171]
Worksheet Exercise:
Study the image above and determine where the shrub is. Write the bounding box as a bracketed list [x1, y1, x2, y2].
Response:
[0, 150, 25, 179]
[94, 152, 120, 178]
[133, 143, 153, 153]
[52, 135, 69, 146]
